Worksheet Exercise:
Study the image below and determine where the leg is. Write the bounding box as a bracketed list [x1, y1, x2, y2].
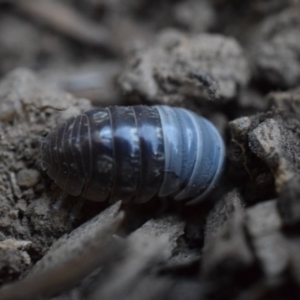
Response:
[51, 192, 67, 211]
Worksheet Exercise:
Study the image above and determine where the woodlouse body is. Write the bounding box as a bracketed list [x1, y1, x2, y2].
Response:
[41, 106, 224, 204]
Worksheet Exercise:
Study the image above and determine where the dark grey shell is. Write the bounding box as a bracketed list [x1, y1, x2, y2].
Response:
[41, 105, 225, 204]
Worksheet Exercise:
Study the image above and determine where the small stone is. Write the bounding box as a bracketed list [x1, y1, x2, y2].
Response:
[16, 199, 27, 213]
[8, 210, 19, 220]
[17, 169, 40, 188]
[0, 102, 17, 122]
[10, 172, 22, 199]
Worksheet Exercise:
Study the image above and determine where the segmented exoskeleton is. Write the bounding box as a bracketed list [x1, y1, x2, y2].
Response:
[41, 106, 224, 205]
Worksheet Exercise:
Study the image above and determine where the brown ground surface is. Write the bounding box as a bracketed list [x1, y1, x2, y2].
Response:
[0, 1, 300, 299]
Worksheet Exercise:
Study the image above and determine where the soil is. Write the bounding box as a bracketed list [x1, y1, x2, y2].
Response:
[0, 1, 300, 299]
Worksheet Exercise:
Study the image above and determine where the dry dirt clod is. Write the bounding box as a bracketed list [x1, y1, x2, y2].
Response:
[0, 239, 32, 285]
[16, 169, 40, 189]
[119, 29, 250, 106]
[0, 68, 93, 283]
[172, 0, 216, 33]
[229, 88, 300, 225]
[245, 200, 289, 279]
[251, 6, 300, 88]
[201, 190, 262, 299]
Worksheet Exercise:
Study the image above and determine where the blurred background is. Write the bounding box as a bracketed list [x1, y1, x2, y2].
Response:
[1, 0, 298, 109]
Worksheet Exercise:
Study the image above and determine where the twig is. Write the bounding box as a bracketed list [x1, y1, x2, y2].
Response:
[0, 212, 125, 300]
[14, 0, 115, 52]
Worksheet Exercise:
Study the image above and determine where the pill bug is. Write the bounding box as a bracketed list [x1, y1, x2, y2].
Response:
[41, 105, 225, 205]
